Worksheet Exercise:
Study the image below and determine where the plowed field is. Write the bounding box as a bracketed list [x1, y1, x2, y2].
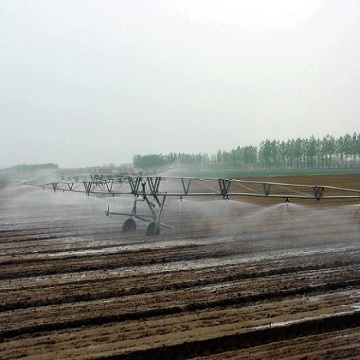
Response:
[1, 174, 360, 359]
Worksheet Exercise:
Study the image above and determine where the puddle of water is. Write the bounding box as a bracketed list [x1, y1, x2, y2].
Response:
[254, 311, 348, 329]
[253, 305, 360, 330]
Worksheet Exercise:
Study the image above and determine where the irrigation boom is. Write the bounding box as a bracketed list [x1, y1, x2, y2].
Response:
[34, 174, 360, 236]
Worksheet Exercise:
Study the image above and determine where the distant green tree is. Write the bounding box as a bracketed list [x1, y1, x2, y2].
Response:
[259, 140, 271, 169]
[306, 136, 317, 169]
[243, 145, 257, 170]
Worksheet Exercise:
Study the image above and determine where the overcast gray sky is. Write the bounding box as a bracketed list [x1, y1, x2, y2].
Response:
[1, 0, 359, 168]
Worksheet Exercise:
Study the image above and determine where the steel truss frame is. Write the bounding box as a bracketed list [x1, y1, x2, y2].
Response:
[37, 175, 360, 236]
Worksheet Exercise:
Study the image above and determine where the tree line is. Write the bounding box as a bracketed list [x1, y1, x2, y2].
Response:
[133, 133, 360, 171]
[4, 163, 59, 172]
[257, 133, 360, 170]
[133, 153, 207, 169]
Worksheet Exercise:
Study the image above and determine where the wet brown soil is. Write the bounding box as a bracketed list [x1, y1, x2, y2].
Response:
[0, 174, 359, 359]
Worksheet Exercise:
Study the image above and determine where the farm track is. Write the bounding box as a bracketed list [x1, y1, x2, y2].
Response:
[0, 174, 360, 359]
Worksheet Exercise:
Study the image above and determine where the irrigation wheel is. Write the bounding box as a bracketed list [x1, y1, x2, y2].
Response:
[146, 221, 160, 236]
[122, 218, 137, 233]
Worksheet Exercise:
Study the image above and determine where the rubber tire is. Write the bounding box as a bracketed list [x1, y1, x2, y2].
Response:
[146, 221, 160, 236]
[122, 218, 137, 233]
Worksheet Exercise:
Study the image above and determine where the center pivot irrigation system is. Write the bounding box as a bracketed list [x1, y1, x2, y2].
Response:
[35, 174, 360, 236]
